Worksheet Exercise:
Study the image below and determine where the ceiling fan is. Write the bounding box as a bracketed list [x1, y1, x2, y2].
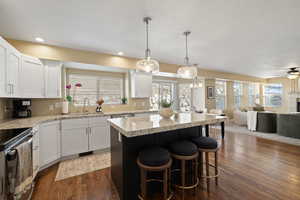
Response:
[286, 67, 300, 79]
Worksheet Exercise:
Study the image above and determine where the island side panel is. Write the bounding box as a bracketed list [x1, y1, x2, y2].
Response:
[112, 126, 202, 200]
[110, 127, 124, 200]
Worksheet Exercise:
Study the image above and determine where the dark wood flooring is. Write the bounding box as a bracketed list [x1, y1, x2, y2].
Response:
[32, 131, 300, 200]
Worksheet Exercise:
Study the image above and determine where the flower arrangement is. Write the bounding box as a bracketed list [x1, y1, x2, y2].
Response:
[96, 98, 104, 112]
[159, 99, 174, 118]
[65, 83, 82, 103]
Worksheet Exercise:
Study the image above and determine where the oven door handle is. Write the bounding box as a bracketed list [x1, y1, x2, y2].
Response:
[5, 134, 33, 153]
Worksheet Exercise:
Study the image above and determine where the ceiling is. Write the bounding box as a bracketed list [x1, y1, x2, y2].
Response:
[1, 0, 300, 78]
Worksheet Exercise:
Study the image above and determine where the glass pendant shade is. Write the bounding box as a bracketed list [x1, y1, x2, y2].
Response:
[136, 56, 159, 73]
[287, 73, 299, 79]
[177, 65, 198, 79]
[177, 31, 197, 79]
[136, 17, 159, 73]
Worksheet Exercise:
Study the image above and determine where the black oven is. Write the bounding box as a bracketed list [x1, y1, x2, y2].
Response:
[0, 128, 33, 200]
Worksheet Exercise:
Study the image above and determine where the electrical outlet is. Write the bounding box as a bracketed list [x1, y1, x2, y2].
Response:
[49, 105, 54, 111]
[55, 102, 62, 108]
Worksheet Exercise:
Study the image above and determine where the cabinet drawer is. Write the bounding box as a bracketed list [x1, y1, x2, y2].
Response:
[89, 116, 109, 127]
[61, 118, 89, 130]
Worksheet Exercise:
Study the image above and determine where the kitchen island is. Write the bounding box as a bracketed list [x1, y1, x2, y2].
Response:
[108, 112, 227, 200]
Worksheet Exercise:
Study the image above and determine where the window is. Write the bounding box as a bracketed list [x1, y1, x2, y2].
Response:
[150, 81, 176, 110]
[263, 84, 283, 107]
[248, 83, 260, 106]
[178, 83, 192, 111]
[233, 82, 243, 107]
[68, 74, 124, 105]
[215, 80, 226, 110]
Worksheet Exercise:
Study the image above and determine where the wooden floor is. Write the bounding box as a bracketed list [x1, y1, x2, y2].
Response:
[32, 131, 300, 200]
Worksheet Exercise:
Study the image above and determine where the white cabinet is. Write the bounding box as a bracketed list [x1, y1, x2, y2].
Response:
[0, 37, 7, 97]
[43, 59, 62, 98]
[61, 118, 89, 156]
[61, 117, 110, 156]
[131, 71, 152, 98]
[39, 121, 61, 167]
[61, 128, 89, 156]
[32, 126, 40, 175]
[6, 41, 21, 97]
[20, 55, 45, 98]
[89, 116, 110, 151]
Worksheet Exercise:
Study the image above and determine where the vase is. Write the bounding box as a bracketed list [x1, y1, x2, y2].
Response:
[62, 101, 69, 114]
[159, 108, 174, 119]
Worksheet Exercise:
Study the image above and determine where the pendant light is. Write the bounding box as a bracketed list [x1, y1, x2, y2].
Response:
[136, 17, 159, 73]
[177, 31, 198, 79]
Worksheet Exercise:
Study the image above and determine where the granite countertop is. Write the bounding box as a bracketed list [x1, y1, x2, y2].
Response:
[108, 112, 227, 137]
[0, 109, 158, 130]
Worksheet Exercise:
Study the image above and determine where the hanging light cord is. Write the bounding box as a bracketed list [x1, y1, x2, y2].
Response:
[184, 31, 190, 65]
[144, 17, 151, 58]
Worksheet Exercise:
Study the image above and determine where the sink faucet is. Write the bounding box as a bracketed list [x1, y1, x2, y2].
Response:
[82, 97, 90, 113]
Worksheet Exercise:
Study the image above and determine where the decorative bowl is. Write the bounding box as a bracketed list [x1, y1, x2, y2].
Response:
[159, 108, 174, 119]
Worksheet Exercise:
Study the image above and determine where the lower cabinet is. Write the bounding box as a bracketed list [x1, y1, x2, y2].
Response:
[61, 116, 110, 156]
[61, 128, 89, 157]
[39, 121, 61, 167]
[89, 126, 110, 151]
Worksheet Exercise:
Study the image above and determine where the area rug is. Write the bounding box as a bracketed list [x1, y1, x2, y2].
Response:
[55, 151, 111, 181]
[216, 122, 300, 146]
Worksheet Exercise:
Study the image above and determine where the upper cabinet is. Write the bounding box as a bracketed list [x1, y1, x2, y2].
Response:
[130, 71, 152, 98]
[0, 36, 62, 99]
[0, 37, 7, 97]
[43, 59, 62, 98]
[0, 37, 21, 97]
[20, 55, 45, 98]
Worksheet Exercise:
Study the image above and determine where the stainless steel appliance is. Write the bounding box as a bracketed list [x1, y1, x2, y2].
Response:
[0, 128, 34, 200]
[12, 100, 32, 118]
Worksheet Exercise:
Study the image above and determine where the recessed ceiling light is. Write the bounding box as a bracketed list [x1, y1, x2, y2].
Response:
[117, 51, 124, 56]
[35, 37, 44, 42]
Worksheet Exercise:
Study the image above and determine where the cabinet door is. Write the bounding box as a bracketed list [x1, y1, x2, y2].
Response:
[61, 128, 89, 156]
[46, 65, 61, 98]
[32, 126, 40, 175]
[6, 46, 21, 97]
[131, 72, 152, 98]
[20, 55, 45, 98]
[89, 126, 110, 151]
[0, 37, 7, 97]
[39, 121, 60, 167]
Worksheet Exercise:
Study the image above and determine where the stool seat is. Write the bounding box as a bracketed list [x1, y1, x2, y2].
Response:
[139, 147, 170, 166]
[191, 137, 218, 149]
[169, 140, 197, 156]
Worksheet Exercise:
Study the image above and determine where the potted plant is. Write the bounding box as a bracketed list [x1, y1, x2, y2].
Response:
[159, 99, 174, 119]
[121, 97, 127, 104]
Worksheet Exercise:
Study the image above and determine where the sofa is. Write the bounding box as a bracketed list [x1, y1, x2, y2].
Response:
[277, 113, 300, 139]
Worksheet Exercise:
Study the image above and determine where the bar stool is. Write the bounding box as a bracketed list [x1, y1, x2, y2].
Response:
[191, 137, 219, 192]
[137, 147, 173, 200]
[169, 140, 199, 193]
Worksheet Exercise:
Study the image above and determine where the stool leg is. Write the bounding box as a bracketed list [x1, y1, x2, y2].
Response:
[194, 158, 198, 195]
[215, 151, 218, 185]
[140, 168, 147, 199]
[163, 169, 168, 200]
[181, 160, 186, 197]
[199, 151, 203, 178]
[205, 152, 210, 192]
